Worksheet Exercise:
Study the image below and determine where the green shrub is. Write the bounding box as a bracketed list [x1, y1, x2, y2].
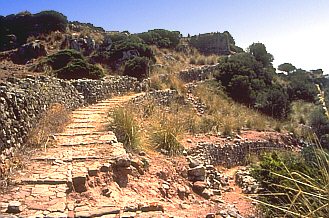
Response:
[42, 49, 104, 79]
[91, 38, 155, 69]
[33, 10, 67, 33]
[55, 59, 104, 79]
[46, 49, 84, 70]
[110, 107, 140, 151]
[123, 56, 149, 80]
[137, 29, 181, 48]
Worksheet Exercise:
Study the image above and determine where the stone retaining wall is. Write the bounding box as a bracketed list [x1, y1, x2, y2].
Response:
[0, 75, 146, 162]
[188, 140, 296, 168]
[177, 64, 218, 83]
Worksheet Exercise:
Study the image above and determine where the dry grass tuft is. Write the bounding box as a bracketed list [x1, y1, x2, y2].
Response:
[110, 107, 140, 151]
[192, 82, 277, 134]
[27, 103, 70, 148]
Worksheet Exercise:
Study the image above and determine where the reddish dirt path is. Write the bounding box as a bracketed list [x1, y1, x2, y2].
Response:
[221, 167, 257, 217]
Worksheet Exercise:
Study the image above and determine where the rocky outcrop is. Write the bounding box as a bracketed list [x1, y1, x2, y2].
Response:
[0, 75, 147, 163]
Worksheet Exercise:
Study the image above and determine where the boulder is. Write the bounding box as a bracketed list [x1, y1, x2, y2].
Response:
[15, 41, 47, 64]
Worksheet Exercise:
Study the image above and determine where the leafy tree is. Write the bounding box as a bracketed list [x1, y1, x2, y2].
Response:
[255, 86, 290, 119]
[287, 69, 317, 102]
[278, 63, 296, 74]
[248, 42, 274, 68]
[228, 75, 253, 104]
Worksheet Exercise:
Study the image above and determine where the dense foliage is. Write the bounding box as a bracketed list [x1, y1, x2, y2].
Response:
[123, 56, 149, 80]
[214, 50, 290, 119]
[247, 42, 274, 68]
[278, 63, 296, 74]
[0, 10, 68, 50]
[44, 49, 104, 79]
[136, 29, 181, 48]
[286, 69, 318, 102]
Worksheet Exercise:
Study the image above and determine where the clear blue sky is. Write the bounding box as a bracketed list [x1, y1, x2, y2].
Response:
[1, 0, 329, 73]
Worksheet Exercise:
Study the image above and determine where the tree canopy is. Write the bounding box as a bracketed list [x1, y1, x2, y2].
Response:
[278, 63, 296, 74]
[248, 42, 274, 68]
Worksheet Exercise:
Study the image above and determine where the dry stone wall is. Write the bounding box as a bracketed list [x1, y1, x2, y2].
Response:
[0, 75, 146, 163]
[188, 140, 298, 168]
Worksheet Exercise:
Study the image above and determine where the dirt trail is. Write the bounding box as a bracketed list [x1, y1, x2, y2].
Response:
[0, 93, 144, 217]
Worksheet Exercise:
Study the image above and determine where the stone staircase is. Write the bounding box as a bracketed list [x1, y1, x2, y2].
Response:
[0, 93, 144, 217]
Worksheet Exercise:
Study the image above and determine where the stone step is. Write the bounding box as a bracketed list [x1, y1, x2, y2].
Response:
[58, 141, 115, 147]
[32, 156, 104, 162]
[20, 179, 68, 185]
[54, 131, 114, 137]
[72, 112, 107, 115]
[67, 126, 96, 129]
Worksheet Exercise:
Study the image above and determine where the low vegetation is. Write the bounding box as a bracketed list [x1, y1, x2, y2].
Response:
[192, 81, 278, 133]
[27, 103, 70, 148]
[37, 49, 105, 79]
[123, 56, 150, 80]
[136, 29, 181, 48]
[251, 143, 329, 217]
[110, 107, 140, 151]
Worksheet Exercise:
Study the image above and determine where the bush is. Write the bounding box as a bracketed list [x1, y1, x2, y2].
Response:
[110, 107, 140, 151]
[287, 70, 317, 102]
[91, 38, 155, 69]
[255, 87, 291, 119]
[46, 49, 84, 70]
[309, 108, 329, 145]
[137, 29, 181, 48]
[123, 56, 149, 80]
[33, 10, 68, 33]
[55, 59, 104, 79]
[42, 49, 104, 79]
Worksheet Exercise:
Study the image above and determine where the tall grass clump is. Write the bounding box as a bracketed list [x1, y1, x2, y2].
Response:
[110, 107, 140, 151]
[193, 81, 276, 134]
[250, 138, 329, 217]
[151, 113, 184, 156]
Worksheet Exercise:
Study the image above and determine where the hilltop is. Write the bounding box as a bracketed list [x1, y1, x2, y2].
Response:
[0, 10, 328, 218]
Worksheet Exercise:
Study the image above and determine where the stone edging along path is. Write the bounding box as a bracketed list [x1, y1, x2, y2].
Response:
[0, 93, 146, 217]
